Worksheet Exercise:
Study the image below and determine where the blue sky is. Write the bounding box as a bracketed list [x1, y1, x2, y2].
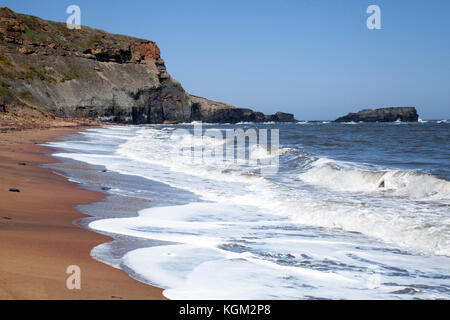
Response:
[3, 0, 450, 120]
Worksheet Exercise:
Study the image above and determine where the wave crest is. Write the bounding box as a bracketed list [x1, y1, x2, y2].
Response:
[299, 159, 450, 200]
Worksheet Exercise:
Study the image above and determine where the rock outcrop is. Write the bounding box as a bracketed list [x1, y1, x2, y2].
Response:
[190, 95, 295, 123]
[0, 7, 295, 124]
[335, 107, 419, 122]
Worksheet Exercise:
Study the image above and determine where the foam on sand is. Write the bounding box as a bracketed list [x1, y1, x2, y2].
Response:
[46, 125, 450, 299]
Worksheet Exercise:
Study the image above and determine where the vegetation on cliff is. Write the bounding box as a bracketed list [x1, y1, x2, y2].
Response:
[0, 7, 295, 129]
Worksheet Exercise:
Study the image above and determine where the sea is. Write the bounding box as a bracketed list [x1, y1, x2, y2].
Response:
[44, 120, 450, 299]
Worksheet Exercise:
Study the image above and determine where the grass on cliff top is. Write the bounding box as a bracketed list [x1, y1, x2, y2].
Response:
[24, 28, 48, 42]
[46, 20, 71, 37]
[19, 13, 52, 42]
[18, 11, 129, 51]
[18, 13, 65, 45]
[12, 8, 150, 55]
[74, 32, 106, 51]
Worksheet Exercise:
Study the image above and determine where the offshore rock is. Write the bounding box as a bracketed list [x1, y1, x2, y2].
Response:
[335, 107, 419, 123]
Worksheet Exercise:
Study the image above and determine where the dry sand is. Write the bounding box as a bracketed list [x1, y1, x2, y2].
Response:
[0, 127, 165, 299]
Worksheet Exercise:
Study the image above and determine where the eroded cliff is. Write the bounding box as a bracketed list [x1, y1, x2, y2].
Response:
[0, 7, 295, 126]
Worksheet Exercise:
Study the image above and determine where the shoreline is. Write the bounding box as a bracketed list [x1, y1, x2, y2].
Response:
[0, 127, 165, 299]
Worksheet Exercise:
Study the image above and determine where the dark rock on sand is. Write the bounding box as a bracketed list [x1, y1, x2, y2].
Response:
[335, 107, 419, 123]
[9, 188, 20, 192]
[18, 162, 26, 166]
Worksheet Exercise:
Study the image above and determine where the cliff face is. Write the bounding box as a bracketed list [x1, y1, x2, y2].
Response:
[0, 8, 295, 125]
[335, 107, 419, 122]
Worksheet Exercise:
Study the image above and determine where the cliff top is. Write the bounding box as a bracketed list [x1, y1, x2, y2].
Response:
[0, 7, 161, 63]
[0, 7, 296, 127]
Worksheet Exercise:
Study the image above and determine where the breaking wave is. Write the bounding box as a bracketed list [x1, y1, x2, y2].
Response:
[299, 158, 450, 200]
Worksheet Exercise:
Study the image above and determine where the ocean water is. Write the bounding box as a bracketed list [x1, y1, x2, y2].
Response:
[45, 121, 450, 299]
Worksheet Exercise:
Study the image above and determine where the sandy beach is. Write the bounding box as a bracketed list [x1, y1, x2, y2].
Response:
[0, 127, 165, 300]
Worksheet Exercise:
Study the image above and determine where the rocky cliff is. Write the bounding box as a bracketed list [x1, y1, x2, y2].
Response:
[0, 7, 295, 126]
[335, 107, 419, 122]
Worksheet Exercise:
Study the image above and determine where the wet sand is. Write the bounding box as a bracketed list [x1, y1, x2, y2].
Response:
[0, 127, 165, 299]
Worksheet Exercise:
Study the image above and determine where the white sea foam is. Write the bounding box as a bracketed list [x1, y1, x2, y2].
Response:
[122, 245, 370, 300]
[89, 202, 450, 299]
[48, 125, 450, 299]
[340, 121, 360, 125]
[299, 158, 450, 200]
[52, 126, 450, 256]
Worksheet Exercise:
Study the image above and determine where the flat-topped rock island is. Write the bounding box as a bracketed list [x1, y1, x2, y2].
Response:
[335, 107, 419, 122]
